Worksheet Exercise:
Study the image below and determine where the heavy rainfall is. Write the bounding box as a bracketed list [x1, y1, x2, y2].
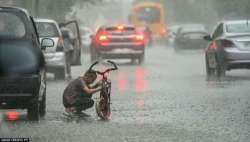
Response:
[0, 0, 250, 142]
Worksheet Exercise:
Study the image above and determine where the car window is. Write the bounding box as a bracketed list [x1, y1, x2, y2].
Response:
[36, 22, 59, 37]
[0, 12, 26, 38]
[182, 32, 207, 39]
[226, 23, 250, 33]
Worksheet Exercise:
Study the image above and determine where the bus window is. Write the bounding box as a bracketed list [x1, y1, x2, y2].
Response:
[137, 7, 160, 24]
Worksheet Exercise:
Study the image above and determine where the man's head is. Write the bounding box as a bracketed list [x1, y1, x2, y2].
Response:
[83, 70, 97, 84]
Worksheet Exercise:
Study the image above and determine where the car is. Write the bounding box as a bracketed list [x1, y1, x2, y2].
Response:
[35, 18, 67, 80]
[171, 24, 206, 38]
[173, 24, 208, 51]
[204, 20, 250, 79]
[90, 24, 146, 64]
[0, 7, 54, 120]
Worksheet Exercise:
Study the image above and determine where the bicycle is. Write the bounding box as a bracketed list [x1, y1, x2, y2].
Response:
[88, 60, 118, 120]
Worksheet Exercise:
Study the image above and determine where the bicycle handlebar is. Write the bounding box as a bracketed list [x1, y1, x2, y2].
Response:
[107, 60, 118, 71]
[88, 60, 118, 76]
[89, 61, 99, 71]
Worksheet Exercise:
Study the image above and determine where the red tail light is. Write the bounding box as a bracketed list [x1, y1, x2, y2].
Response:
[210, 40, 234, 50]
[135, 34, 144, 41]
[5, 111, 19, 121]
[96, 31, 110, 45]
[210, 41, 217, 49]
[58, 36, 64, 47]
[221, 40, 234, 48]
[99, 34, 108, 41]
[134, 33, 145, 44]
[56, 36, 64, 51]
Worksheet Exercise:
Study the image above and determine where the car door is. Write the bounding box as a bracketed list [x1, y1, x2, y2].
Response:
[30, 16, 46, 100]
[59, 20, 82, 50]
[59, 20, 82, 65]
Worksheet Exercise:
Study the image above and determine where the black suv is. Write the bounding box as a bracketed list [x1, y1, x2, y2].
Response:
[0, 7, 54, 120]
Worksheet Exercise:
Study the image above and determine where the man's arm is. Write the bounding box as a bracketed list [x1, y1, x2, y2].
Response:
[89, 81, 102, 89]
[82, 86, 101, 95]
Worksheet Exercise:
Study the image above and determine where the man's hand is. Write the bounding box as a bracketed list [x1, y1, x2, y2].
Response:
[96, 80, 103, 86]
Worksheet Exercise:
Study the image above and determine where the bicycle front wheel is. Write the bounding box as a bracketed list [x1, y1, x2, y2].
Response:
[95, 97, 111, 120]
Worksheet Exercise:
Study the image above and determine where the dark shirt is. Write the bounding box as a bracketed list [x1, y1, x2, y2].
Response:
[63, 77, 87, 104]
[63, 38, 74, 52]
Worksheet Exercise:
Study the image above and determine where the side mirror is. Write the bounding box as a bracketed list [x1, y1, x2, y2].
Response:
[41, 38, 54, 50]
[203, 35, 212, 41]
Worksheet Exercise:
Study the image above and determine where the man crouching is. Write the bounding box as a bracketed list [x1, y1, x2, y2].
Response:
[62, 70, 102, 116]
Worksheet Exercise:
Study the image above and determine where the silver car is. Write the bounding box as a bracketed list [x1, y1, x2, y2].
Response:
[204, 20, 250, 78]
[90, 24, 146, 64]
[35, 18, 66, 80]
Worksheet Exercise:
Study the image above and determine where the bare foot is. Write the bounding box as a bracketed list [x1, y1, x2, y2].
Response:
[70, 107, 77, 113]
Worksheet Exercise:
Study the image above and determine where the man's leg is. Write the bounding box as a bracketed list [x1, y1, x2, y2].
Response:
[65, 52, 72, 79]
[75, 97, 94, 112]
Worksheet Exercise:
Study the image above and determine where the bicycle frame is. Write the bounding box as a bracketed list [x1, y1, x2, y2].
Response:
[89, 60, 117, 120]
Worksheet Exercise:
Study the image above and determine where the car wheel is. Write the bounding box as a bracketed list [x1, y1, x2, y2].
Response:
[131, 58, 137, 65]
[55, 68, 65, 80]
[39, 92, 46, 117]
[27, 100, 40, 121]
[138, 54, 145, 65]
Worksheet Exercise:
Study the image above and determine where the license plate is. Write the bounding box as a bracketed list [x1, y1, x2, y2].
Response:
[112, 48, 133, 53]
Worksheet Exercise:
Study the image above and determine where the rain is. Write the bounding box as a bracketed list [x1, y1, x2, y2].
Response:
[0, 0, 250, 142]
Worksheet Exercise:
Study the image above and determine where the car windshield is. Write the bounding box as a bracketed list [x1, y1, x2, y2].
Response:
[0, 12, 26, 38]
[226, 23, 250, 33]
[36, 22, 59, 37]
[137, 7, 160, 23]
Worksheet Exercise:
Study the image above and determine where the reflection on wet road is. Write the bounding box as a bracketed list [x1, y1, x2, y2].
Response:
[117, 66, 147, 93]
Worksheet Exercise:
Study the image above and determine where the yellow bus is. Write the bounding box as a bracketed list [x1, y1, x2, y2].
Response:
[130, 2, 168, 41]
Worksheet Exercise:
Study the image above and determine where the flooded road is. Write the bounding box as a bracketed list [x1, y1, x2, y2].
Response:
[1, 45, 250, 142]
